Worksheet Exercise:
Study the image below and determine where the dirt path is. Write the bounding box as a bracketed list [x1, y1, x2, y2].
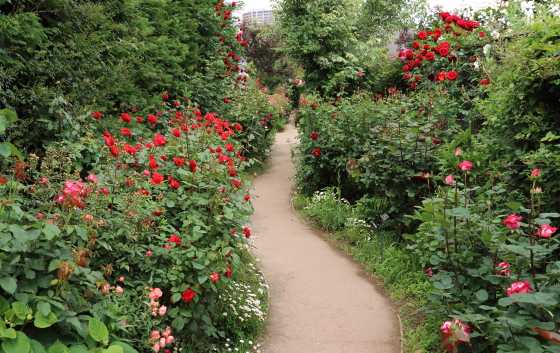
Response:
[250, 118, 402, 353]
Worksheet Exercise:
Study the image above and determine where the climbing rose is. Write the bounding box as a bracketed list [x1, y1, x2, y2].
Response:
[458, 160, 473, 171]
[312, 149, 321, 157]
[150, 173, 164, 184]
[537, 224, 557, 238]
[181, 289, 196, 302]
[503, 214, 522, 229]
[310, 132, 318, 139]
[507, 281, 533, 296]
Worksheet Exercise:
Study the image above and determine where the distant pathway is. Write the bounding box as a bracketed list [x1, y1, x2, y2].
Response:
[250, 117, 401, 353]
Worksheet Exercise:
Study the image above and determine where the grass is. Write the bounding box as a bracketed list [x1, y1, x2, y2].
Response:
[292, 191, 441, 352]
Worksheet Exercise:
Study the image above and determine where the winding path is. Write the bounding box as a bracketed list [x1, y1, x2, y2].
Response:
[250, 118, 401, 353]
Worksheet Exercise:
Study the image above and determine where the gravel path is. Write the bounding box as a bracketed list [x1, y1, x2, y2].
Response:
[250, 118, 401, 353]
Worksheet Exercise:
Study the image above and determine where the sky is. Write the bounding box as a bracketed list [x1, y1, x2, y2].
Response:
[234, 0, 494, 13]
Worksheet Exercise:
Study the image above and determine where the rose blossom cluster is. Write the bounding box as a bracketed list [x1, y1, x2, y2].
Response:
[146, 287, 166, 316]
[55, 178, 95, 209]
[150, 326, 174, 352]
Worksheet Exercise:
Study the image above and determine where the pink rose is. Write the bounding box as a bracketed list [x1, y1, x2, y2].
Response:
[530, 169, 540, 178]
[115, 286, 123, 294]
[149, 288, 163, 299]
[87, 174, 98, 182]
[507, 281, 533, 296]
[537, 224, 557, 238]
[455, 148, 462, 155]
[445, 174, 455, 184]
[119, 276, 125, 282]
[158, 305, 167, 316]
[37, 213, 44, 219]
[458, 160, 473, 171]
[165, 336, 174, 345]
[143, 170, 151, 176]
[496, 260, 511, 276]
[440, 318, 471, 338]
[151, 330, 160, 340]
[503, 214, 522, 229]
[41, 178, 50, 183]
[102, 284, 110, 294]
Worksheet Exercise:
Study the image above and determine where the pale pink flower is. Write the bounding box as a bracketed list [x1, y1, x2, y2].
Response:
[115, 286, 123, 294]
[37, 213, 44, 219]
[149, 288, 163, 299]
[164, 244, 171, 249]
[119, 276, 125, 282]
[153, 342, 160, 352]
[151, 331, 160, 340]
[455, 148, 463, 155]
[530, 169, 540, 178]
[102, 284, 110, 294]
[165, 336, 174, 345]
[158, 305, 167, 316]
[41, 178, 50, 183]
[159, 338, 166, 348]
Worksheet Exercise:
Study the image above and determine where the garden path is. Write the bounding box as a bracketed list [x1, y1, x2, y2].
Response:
[249, 117, 401, 353]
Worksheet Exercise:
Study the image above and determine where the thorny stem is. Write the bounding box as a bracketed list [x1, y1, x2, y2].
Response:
[530, 179, 538, 291]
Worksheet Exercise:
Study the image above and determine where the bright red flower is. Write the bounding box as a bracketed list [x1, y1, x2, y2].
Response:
[162, 94, 169, 99]
[312, 149, 321, 157]
[148, 115, 158, 125]
[93, 111, 102, 119]
[181, 289, 196, 302]
[425, 52, 435, 61]
[172, 128, 181, 138]
[357, 72, 364, 77]
[225, 269, 232, 277]
[244, 195, 250, 201]
[169, 235, 182, 246]
[446, 71, 459, 81]
[101, 187, 110, 195]
[189, 160, 197, 173]
[530, 169, 540, 178]
[234, 123, 242, 131]
[480, 78, 490, 85]
[212, 272, 219, 283]
[417, 30, 428, 40]
[150, 173, 164, 184]
[173, 157, 183, 167]
[497, 260, 511, 276]
[148, 159, 158, 171]
[120, 113, 132, 123]
[153, 134, 167, 147]
[243, 226, 251, 238]
[479, 31, 485, 37]
[121, 128, 132, 136]
[125, 180, 133, 186]
[310, 132, 318, 139]
[170, 179, 180, 189]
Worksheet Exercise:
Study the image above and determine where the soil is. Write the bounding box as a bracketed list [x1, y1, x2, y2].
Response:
[249, 118, 402, 353]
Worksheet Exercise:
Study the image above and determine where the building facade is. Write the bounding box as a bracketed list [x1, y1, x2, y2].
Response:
[242, 9, 275, 24]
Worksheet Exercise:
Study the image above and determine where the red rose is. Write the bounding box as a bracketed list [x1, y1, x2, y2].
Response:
[189, 160, 197, 173]
[153, 134, 167, 147]
[310, 132, 318, 139]
[162, 94, 169, 99]
[312, 149, 321, 157]
[169, 235, 182, 246]
[172, 128, 181, 137]
[93, 111, 102, 119]
[425, 52, 435, 61]
[150, 173, 164, 184]
[121, 128, 132, 136]
[148, 115, 158, 125]
[170, 179, 180, 189]
[479, 31, 485, 37]
[120, 113, 132, 123]
[480, 78, 490, 85]
[225, 269, 232, 277]
[212, 272, 219, 282]
[181, 289, 196, 302]
[417, 30, 428, 40]
[446, 71, 458, 81]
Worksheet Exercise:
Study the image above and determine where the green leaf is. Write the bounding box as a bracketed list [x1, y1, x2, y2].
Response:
[29, 340, 47, 353]
[34, 311, 58, 328]
[67, 345, 88, 353]
[88, 318, 108, 342]
[0, 143, 11, 158]
[505, 201, 522, 210]
[2, 328, 17, 339]
[0, 295, 10, 315]
[475, 289, 489, 302]
[172, 317, 185, 331]
[47, 340, 68, 353]
[12, 302, 29, 320]
[109, 342, 138, 353]
[6, 143, 22, 160]
[103, 346, 123, 353]
[2, 331, 31, 353]
[0, 276, 17, 294]
[0, 109, 17, 123]
[498, 297, 515, 306]
[43, 223, 61, 241]
[171, 293, 181, 303]
[37, 302, 51, 317]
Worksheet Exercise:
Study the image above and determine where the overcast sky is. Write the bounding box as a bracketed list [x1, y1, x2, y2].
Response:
[234, 0, 493, 13]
